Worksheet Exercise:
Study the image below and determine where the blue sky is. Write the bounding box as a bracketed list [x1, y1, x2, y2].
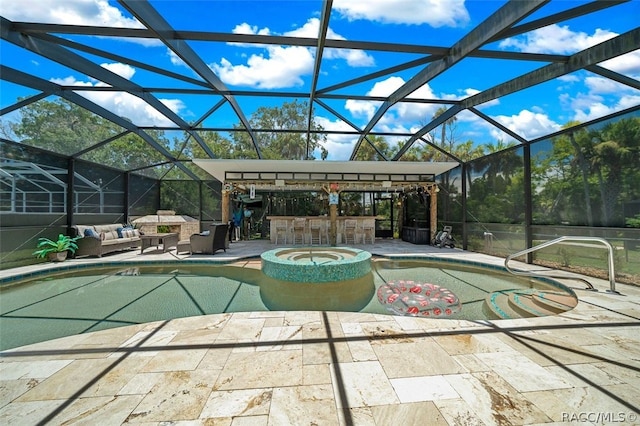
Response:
[1, 0, 639, 160]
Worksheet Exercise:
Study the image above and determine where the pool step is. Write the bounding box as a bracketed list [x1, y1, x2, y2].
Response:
[483, 289, 577, 320]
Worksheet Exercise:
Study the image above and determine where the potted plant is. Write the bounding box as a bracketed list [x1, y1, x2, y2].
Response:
[33, 234, 80, 262]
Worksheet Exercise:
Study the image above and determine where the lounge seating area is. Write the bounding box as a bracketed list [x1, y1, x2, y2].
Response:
[70, 223, 230, 258]
[71, 224, 141, 258]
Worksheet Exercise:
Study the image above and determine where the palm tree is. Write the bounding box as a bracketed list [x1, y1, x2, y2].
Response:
[430, 107, 458, 162]
[588, 118, 640, 225]
[562, 124, 594, 226]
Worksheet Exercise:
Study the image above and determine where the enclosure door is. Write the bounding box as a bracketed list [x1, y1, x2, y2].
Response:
[373, 193, 394, 238]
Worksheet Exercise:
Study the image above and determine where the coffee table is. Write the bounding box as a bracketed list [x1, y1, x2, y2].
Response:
[140, 233, 179, 254]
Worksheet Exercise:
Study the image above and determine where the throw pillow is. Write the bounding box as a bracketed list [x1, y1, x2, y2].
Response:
[200, 230, 210, 236]
[84, 228, 100, 239]
[123, 228, 136, 238]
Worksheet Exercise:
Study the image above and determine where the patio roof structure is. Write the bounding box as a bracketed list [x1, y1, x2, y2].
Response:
[193, 159, 457, 192]
[1, 0, 639, 180]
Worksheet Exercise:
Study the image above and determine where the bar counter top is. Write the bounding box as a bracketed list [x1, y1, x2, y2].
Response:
[266, 216, 376, 244]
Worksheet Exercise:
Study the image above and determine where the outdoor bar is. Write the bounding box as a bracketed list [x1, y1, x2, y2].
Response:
[266, 216, 375, 245]
[193, 159, 457, 246]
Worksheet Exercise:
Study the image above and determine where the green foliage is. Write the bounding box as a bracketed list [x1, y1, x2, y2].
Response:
[32, 234, 80, 258]
[5, 86, 640, 242]
[531, 117, 640, 227]
[558, 247, 572, 267]
[466, 146, 524, 224]
[160, 180, 202, 218]
[626, 214, 640, 228]
[7, 98, 171, 173]
[353, 135, 392, 161]
[9, 98, 121, 154]
[188, 101, 328, 162]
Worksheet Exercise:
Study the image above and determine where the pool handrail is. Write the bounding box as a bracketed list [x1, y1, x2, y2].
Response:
[504, 236, 618, 294]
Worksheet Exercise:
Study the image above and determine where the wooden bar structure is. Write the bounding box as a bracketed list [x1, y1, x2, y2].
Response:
[267, 216, 375, 245]
[193, 160, 457, 246]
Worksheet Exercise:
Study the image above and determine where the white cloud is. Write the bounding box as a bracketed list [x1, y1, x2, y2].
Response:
[100, 62, 136, 80]
[571, 94, 640, 123]
[211, 17, 375, 88]
[233, 23, 272, 37]
[584, 76, 632, 95]
[333, 0, 470, 27]
[499, 24, 640, 77]
[211, 45, 314, 89]
[440, 88, 500, 110]
[345, 76, 401, 119]
[491, 110, 561, 140]
[324, 48, 375, 67]
[617, 94, 640, 110]
[50, 76, 93, 87]
[168, 50, 187, 67]
[344, 76, 437, 131]
[501, 24, 640, 123]
[286, 18, 375, 67]
[499, 25, 618, 55]
[558, 74, 640, 123]
[0, 0, 140, 27]
[345, 98, 380, 119]
[0, 0, 163, 47]
[345, 77, 495, 134]
[557, 74, 579, 83]
[225, 23, 274, 48]
[599, 52, 640, 76]
[572, 102, 614, 123]
[453, 108, 481, 123]
[49, 63, 185, 127]
[313, 116, 358, 160]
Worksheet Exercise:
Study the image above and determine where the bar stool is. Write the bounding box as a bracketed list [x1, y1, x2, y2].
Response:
[343, 219, 358, 245]
[274, 219, 288, 244]
[361, 219, 375, 244]
[293, 217, 306, 244]
[309, 219, 324, 245]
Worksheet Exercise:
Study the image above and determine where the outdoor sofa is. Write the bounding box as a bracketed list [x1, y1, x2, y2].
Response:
[70, 224, 142, 258]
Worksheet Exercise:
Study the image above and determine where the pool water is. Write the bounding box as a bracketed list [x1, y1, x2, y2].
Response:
[0, 258, 575, 351]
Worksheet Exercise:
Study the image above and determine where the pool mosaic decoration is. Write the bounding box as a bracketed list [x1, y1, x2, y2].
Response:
[377, 281, 462, 317]
[261, 247, 371, 283]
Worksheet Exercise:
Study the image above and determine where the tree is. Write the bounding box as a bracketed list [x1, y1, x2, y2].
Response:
[189, 130, 237, 160]
[353, 135, 392, 161]
[232, 100, 327, 160]
[8, 98, 122, 155]
[564, 123, 595, 226]
[428, 106, 458, 162]
[7, 98, 173, 173]
[589, 118, 640, 226]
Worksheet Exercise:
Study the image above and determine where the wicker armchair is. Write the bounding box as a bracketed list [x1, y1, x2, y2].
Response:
[189, 224, 229, 254]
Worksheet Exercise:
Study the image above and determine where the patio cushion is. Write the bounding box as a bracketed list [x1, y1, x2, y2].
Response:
[94, 224, 122, 240]
[120, 228, 139, 238]
[83, 228, 100, 239]
[102, 236, 137, 246]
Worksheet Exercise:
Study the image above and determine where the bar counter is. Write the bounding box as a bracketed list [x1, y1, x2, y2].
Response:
[267, 216, 375, 245]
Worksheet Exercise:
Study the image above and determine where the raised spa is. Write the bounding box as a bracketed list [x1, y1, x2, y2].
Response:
[261, 247, 372, 283]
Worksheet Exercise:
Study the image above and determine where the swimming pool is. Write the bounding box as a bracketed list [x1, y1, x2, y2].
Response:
[0, 257, 577, 351]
